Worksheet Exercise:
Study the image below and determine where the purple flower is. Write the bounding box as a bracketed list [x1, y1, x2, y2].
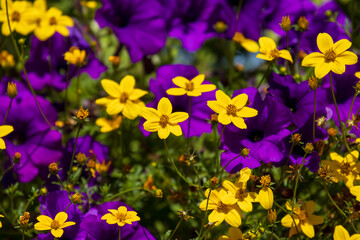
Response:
[220, 87, 292, 173]
[0, 80, 62, 183]
[78, 202, 156, 240]
[140, 64, 216, 138]
[26, 27, 106, 91]
[37, 190, 83, 240]
[95, 0, 166, 63]
[161, 0, 236, 51]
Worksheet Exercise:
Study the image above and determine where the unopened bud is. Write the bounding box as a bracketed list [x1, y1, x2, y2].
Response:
[213, 21, 228, 33]
[241, 148, 250, 157]
[76, 106, 89, 121]
[19, 212, 30, 226]
[308, 76, 318, 90]
[109, 56, 120, 68]
[71, 193, 82, 204]
[281, 16, 291, 31]
[267, 209, 277, 224]
[154, 189, 163, 198]
[178, 154, 186, 164]
[210, 114, 218, 123]
[356, 81, 360, 93]
[304, 143, 314, 154]
[13, 152, 21, 164]
[76, 152, 87, 165]
[291, 133, 302, 145]
[327, 128, 337, 137]
[210, 177, 218, 188]
[40, 187, 48, 196]
[297, 16, 309, 31]
[48, 162, 59, 174]
[7, 82, 17, 99]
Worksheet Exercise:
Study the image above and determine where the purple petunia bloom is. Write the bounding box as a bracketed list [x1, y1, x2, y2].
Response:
[220, 87, 292, 173]
[0, 79, 62, 183]
[161, 0, 236, 51]
[78, 201, 156, 240]
[37, 190, 83, 240]
[95, 0, 166, 63]
[140, 64, 216, 138]
[25, 26, 106, 91]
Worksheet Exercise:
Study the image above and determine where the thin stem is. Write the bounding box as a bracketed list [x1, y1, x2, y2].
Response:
[291, 153, 307, 211]
[329, 72, 351, 152]
[119, 227, 121, 240]
[56, 174, 66, 189]
[5, 0, 52, 128]
[313, 89, 316, 142]
[64, 202, 72, 212]
[256, 63, 272, 89]
[168, 218, 183, 240]
[104, 188, 153, 202]
[64, 65, 70, 122]
[218, 153, 242, 182]
[215, 125, 226, 175]
[3, 98, 12, 124]
[24, 191, 38, 212]
[323, 182, 359, 233]
[67, 125, 81, 182]
[273, 201, 301, 237]
[0, 163, 15, 181]
[346, 92, 357, 126]
[186, 96, 192, 148]
[163, 140, 197, 187]
[76, 67, 80, 107]
[198, 189, 211, 238]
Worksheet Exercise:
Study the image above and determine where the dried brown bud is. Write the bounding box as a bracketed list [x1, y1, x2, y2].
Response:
[19, 212, 30, 226]
[178, 154, 186, 164]
[281, 16, 291, 31]
[308, 76, 318, 90]
[318, 165, 337, 184]
[13, 152, 21, 164]
[297, 16, 309, 31]
[210, 177, 219, 186]
[291, 133, 302, 145]
[327, 128, 337, 137]
[267, 209, 277, 224]
[210, 114, 218, 123]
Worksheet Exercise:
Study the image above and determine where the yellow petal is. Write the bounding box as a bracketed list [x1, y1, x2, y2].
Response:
[224, 207, 242, 227]
[241, 38, 259, 53]
[207, 101, 226, 114]
[191, 74, 205, 86]
[222, 180, 237, 193]
[256, 53, 273, 61]
[208, 210, 225, 226]
[302, 52, 324, 67]
[237, 107, 258, 118]
[314, 61, 331, 79]
[158, 125, 170, 139]
[143, 121, 161, 132]
[281, 214, 298, 228]
[55, 25, 69, 37]
[141, 107, 160, 121]
[230, 116, 246, 129]
[54, 212, 68, 224]
[119, 75, 135, 92]
[228, 227, 243, 239]
[239, 199, 253, 212]
[355, 72, 360, 79]
[51, 228, 64, 238]
[279, 49, 293, 63]
[231, 93, 248, 108]
[216, 90, 231, 107]
[305, 201, 316, 215]
[301, 220, 315, 238]
[37, 215, 53, 225]
[169, 112, 189, 123]
[221, 193, 237, 205]
[34, 222, 52, 231]
[169, 124, 182, 136]
[333, 39, 352, 55]
[187, 90, 202, 97]
[346, 151, 359, 163]
[218, 113, 231, 125]
[117, 206, 127, 215]
[157, 98, 172, 116]
[101, 79, 121, 98]
[122, 101, 139, 120]
[106, 100, 124, 115]
[308, 215, 324, 225]
[317, 33, 334, 54]
[60, 221, 76, 229]
[350, 186, 360, 201]
[172, 76, 188, 88]
[289, 226, 300, 238]
[0, 138, 5, 150]
[330, 61, 345, 75]
[0, 125, 13, 137]
[334, 225, 350, 240]
[166, 88, 187, 96]
[57, 15, 74, 27]
[129, 89, 147, 100]
[259, 37, 276, 53]
[330, 152, 344, 163]
[258, 188, 273, 210]
[197, 84, 216, 93]
[350, 234, 360, 240]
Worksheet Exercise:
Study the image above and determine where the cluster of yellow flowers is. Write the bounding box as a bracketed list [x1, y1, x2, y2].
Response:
[0, 0, 73, 40]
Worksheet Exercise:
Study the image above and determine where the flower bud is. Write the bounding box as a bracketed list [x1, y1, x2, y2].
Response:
[19, 212, 30, 227]
[327, 128, 337, 137]
[213, 21, 228, 33]
[109, 56, 120, 68]
[71, 193, 82, 204]
[241, 148, 250, 157]
[48, 162, 59, 175]
[13, 152, 21, 164]
[281, 16, 291, 31]
[154, 189, 163, 198]
[210, 177, 218, 189]
[308, 76, 318, 90]
[291, 133, 302, 145]
[267, 209, 277, 224]
[76, 106, 89, 121]
[304, 142, 314, 154]
[7, 82, 17, 99]
[39, 187, 48, 196]
[297, 16, 309, 31]
[76, 152, 87, 165]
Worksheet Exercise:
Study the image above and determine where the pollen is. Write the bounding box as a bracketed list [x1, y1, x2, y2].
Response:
[77, 106, 89, 120]
[159, 115, 169, 128]
[51, 220, 60, 230]
[11, 11, 20, 22]
[270, 49, 280, 59]
[298, 210, 308, 221]
[49, 17, 57, 25]
[119, 92, 129, 103]
[185, 82, 195, 91]
[226, 104, 237, 116]
[324, 49, 337, 63]
[340, 162, 351, 175]
[235, 189, 245, 201]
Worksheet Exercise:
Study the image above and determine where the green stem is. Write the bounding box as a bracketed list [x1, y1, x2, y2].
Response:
[273, 201, 301, 238]
[67, 125, 81, 182]
[119, 227, 121, 240]
[215, 126, 226, 176]
[198, 189, 211, 238]
[24, 191, 38, 212]
[3, 98, 12, 124]
[163, 140, 197, 187]
[0, 163, 15, 181]
[346, 92, 357, 126]
[64, 65, 70, 122]
[313, 89, 316, 142]
[256, 63, 272, 89]
[105, 188, 153, 202]
[186, 96, 192, 148]
[291, 153, 307, 210]
[168, 218, 183, 240]
[21, 231, 25, 240]
[76, 67, 81, 107]
[329, 72, 351, 152]
[64, 202, 72, 212]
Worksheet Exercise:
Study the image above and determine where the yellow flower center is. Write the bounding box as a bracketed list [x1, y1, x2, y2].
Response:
[49, 17, 57, 25]
[185, 82, 194, 91]
[11, 11, 20, 22]
[235, 189, 245, 201]
[51, 220, 60, 230]
[120, 93, 128, 103]
[116, 211, 126, 222]
[340, 162, 351, 175]
[270, 49, 280, 59]
[217, 202, 227, 211]
[324, 49, 337, 63]
[226, 104, 238, 116]
[260, 175, 271, 187]
[159, 115, 169, 128]
[298, 210, 308, 221]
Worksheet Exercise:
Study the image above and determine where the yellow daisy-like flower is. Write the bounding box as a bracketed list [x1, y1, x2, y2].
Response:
[333, 225, 360, 240]
[64, 46, 86, 67]
[256, 37, 293, 63]
[101, 206, 140, 227]
[233, 32, 259, 53]
[221, 168, 257, 212]
[302, 33, 358, 79]
[218, 227, 244, 240]
[34, 7, 74, 41]
[0, 214, 4, 228]
[166, 74, 216, 97]
[199, 188, 242, 227]
[281, 201, 324, 238]
[321, 150, 360, 188]
[0, 125, 13, 150]
[207, 90, 258, 129]
[34, 212, 76, 238]
[256, 175, 273, 210]
[142, 97, 189, 139]
[96, 115, 122, 133]
[95, 75, 147, 119]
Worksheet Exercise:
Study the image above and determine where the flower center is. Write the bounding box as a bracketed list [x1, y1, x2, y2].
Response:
[217, 202, 227, 211]
[185, 82, 194, 91]
[51, 220, 60, 230]
[11, 11, 20, 22]
[49, 17, 57, 25]
[324, 49, 336, 63]
[226, 104, 237, 116]
[120, 93, 128, 103]
[341, 162, 351, 175]
[270, 49, 280, 59]
[116, 212, 126, 222]
[298, 210, 307, 221]
[235, 189, 245, 201]
[159, 115, 169, 128]
[260, 175, 271, 188]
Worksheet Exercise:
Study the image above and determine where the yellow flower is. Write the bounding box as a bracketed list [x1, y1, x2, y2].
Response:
[96, 115, 122, 133]
[356, 72, 360, 79]
[142, 97, 189, 139]
[218, 227, 244, 240]
[256, 37, 293, 63]
[95, 159, 111, 175]
[233, 32, 259, 53]
[80, 1, 97, 9]
[166, 74, 216, 97]
[0, 214, 4, 228]
[34, 7, 74, 41]
[199, 188, 242, 227]
[64, 46, 86, 67]
[95, 76, 147, 119]
[101, 206, 140, 227]
[207, 90, 258, 129]
[0, 125, 13, 150]
[333, 225, 360, 240]
[302, 33, 358, 79]
[321, 150, 360, 188]
[256, 175, 273, 210]
[281, 201, 324, 238]
[0, 0, 35, 36]
[221, 168, 257, 212]
[0, 50, 14, 67]
[350, 186, 360, 202]
[34, 212, 76, 238]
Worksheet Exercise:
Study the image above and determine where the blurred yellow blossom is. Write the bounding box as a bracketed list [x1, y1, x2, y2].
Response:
[64, 46, 86, 67]
[218, 227, 244, 240]
[257, 175, 273, 210]
[233, 32, 259, 53]
[0, 125, 13, 150]
[96, 115, 122, 133]
[0, 50, 14, 67]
